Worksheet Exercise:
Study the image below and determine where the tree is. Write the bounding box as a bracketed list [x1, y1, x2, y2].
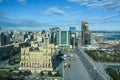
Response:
[40, 71, 44, 76]
[48, 71, 52, 76]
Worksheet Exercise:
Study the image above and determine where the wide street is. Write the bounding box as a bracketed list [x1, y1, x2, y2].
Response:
[57, 53, 90, 80]
[74, 46, 109, 80]
[56, 46, 110, 80]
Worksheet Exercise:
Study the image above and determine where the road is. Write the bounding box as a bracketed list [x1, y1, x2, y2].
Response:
[57, 47, 109, 80]
[74, 46, 109, 80]
[58, 53, 91, 80]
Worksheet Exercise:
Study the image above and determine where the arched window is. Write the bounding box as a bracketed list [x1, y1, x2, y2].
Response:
[43, 63, 45, 67]
[21, 63, 23, 67]
[38, 63, 39, 67]
[46, 63, 47, 67]
[24, 63, 25, 67]
[48, 63, 50, 67]
[32, 63, 34, 67]
[39, 63, 41, 67]
[35, 63, 37, 67]
[49, 59, 50, 62]
[26, 63, 28, 67]
[29, 63, 31, 67]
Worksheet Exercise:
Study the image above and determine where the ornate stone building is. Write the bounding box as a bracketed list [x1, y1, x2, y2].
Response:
[19, 42, 55, 73]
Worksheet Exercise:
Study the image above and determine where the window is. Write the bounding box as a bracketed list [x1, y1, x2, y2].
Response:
[21, 63, 23, 67]
[48, 63, 50, 67]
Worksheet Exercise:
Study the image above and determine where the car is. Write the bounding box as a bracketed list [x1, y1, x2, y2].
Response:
[68, 64, 71, 68]
[63, 63, 68, 68]
[94, 67, 96, 70]
[36, 77, 39, 79]
[63, 57, 66, 60]
[63, 54, 67, 57]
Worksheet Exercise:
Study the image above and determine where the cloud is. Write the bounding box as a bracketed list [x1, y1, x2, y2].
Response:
[65, 6, 71, 9]
[73, 10, 83, 14]
[17, 0, 26, 3]
[0, 12, 40, 27]
[104, 14, 120, 20]
[86, 14, 120, 22]
[68, 0, 90, 5]
[42, 7, 67, 16]
[68, 0, 120, 11]
[67, 13, 120, 24]
[0, 0, 27, 3]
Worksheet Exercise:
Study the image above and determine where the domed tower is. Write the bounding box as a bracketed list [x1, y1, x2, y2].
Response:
[81, 21, 91, 46]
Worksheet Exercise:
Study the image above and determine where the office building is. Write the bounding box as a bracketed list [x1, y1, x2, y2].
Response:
[0, 32, 5, 46]
[69, 27, 76, 34]
[69, 27, 76, 47]
[50, 27, 60, 44]
[55, 30, 72, 49]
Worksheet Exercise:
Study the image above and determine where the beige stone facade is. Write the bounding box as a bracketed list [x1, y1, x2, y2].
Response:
[19, 43, 55, 73]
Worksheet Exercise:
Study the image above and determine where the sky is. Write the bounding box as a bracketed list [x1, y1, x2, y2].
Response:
[0, 0, 120, 31]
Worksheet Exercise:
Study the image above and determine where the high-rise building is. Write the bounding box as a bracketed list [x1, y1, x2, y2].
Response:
[81, 21, 91, 46]
[69, 27, 76, 34]
[55, 30, 72, 49]
[69, 27, 76, 47]
[50, 27, 60, 44]
[0, 32, 6, 46]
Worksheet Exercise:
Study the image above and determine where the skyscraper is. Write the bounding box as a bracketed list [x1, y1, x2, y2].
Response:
[50, 27, 60, 44]
[69, 27, 76, 34]
[81, 21, 91, 46]
[0, 32, 6, 46]
[55, 30, 72, 49]
[69, 27, 76, 47]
